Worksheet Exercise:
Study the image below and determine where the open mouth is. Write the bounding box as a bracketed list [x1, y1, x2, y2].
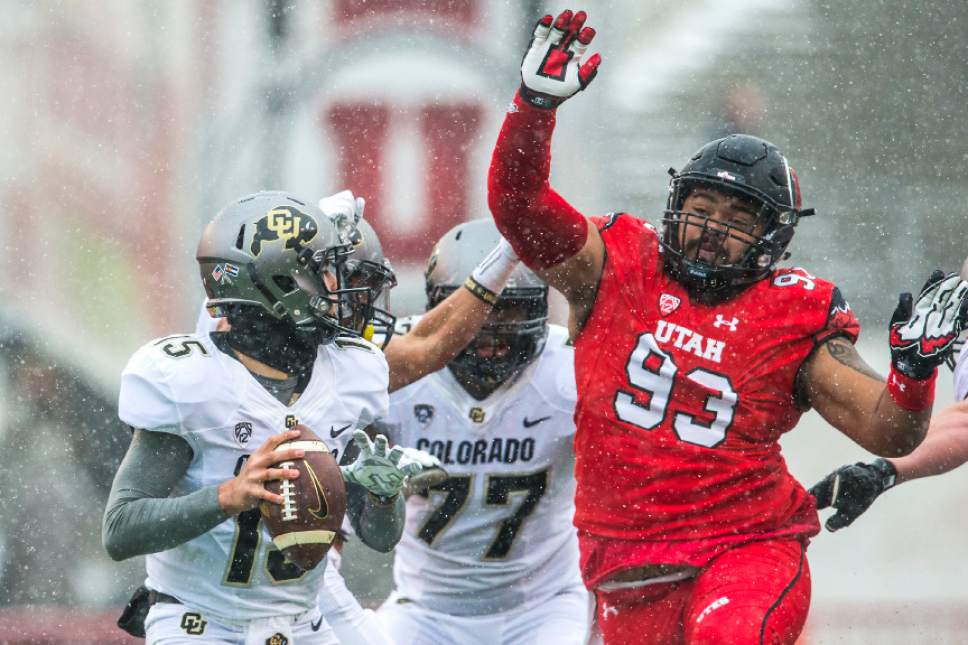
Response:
[693, 236, 725, 264]
[697, 246, 719, 263]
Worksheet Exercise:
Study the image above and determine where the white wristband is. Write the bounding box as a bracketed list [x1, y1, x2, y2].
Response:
[470, 238, 519, 295]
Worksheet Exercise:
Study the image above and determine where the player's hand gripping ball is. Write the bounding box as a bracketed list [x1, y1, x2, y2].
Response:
[260, 424, 346, 570]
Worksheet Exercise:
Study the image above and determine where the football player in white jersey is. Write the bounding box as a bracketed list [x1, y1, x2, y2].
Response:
[306, 197, 529, 645]
[102, 191, 463, 645]
[374, 219, 589, 645]
[810, 257, 968, 531]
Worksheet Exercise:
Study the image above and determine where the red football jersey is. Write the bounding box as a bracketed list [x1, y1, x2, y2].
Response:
[573, 214, 859, 588]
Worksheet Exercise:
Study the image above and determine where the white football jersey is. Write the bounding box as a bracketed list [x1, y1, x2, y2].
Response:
[954, 340, 968, 401]
[118, 331, 388, 623]
[386, 323, 580, 616]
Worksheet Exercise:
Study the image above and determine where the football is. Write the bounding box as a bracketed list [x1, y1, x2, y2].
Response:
[260, 424, 346, 570]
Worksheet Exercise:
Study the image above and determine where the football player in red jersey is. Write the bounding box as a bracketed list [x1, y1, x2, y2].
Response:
[487, 9, 968, 644]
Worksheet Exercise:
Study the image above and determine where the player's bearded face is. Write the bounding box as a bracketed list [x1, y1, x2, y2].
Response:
[677, 189, 763, 267]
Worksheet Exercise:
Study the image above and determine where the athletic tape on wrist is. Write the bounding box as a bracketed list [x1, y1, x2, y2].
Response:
[887, 366, 936, 412]
[470, 241, 518, 294]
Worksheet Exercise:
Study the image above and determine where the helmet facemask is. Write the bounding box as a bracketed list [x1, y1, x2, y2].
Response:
[428, 286, 548, 398]
[662, 178, 798, 294]
[945, 331, 967, 371]
[340, 257, 398, 348]
[295, 243, 380, 343]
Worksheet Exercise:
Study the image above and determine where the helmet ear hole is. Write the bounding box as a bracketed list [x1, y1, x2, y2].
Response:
[273, 275, 298, 294]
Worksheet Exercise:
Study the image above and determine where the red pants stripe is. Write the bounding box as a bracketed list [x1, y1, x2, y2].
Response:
[595, 539, 810, 645]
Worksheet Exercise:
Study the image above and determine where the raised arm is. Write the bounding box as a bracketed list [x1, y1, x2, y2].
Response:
[487, 10, 605, 321]
[384, 239, 518, 392]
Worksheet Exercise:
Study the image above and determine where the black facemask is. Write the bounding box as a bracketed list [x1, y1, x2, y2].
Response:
[224, 306, 321, 377]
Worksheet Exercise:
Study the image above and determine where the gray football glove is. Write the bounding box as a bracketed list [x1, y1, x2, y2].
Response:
[340, 430, 425, 498]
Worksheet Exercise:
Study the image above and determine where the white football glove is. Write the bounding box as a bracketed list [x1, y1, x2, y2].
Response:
[519, 9, 601, 109]
[889, 271, 968, 379]
[318, 190, 364, 241]
[340, 430, 425, 499]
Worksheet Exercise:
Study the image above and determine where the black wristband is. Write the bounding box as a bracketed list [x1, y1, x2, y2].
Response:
[463, 276, 500, 306]
[518, 85, 563, 110]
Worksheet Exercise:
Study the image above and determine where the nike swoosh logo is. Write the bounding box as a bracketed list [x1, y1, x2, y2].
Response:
[305, 463, 330, 521]
[330, 423, 352, 438]
[523, 416, 551, 428]
[311, 616, 323, 631]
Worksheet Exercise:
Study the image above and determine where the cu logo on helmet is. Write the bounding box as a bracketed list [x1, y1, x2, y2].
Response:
[250, 207, 319, 256]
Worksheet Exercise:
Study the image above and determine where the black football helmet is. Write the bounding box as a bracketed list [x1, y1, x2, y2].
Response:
[662, 134, 814, 295]
[425, 219, 548, 394]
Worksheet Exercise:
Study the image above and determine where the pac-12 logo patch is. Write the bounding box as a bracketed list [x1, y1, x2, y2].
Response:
[234, 422, 253, 447]
[414, 404, 434, 425]
[659, 293, 681, 316]
[250, 206, 318, 256]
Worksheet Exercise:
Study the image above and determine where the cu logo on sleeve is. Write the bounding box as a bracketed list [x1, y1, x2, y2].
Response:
[179, 612, 207, 635]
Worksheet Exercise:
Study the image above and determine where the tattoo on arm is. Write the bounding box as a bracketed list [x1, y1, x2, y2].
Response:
[825, 339, 884, 382]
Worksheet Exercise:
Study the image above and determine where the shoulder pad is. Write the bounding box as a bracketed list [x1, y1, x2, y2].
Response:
[118, 333, 234, 433]
[118, 338, 181, 431]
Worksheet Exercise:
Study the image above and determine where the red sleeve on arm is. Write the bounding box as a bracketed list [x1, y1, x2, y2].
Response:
[487, 92, 588, 269]
[815, 286, 861, 346]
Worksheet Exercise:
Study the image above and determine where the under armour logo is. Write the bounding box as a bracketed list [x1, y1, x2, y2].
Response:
[713, 315, 739, 332]
[601, 602, 619, 619]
